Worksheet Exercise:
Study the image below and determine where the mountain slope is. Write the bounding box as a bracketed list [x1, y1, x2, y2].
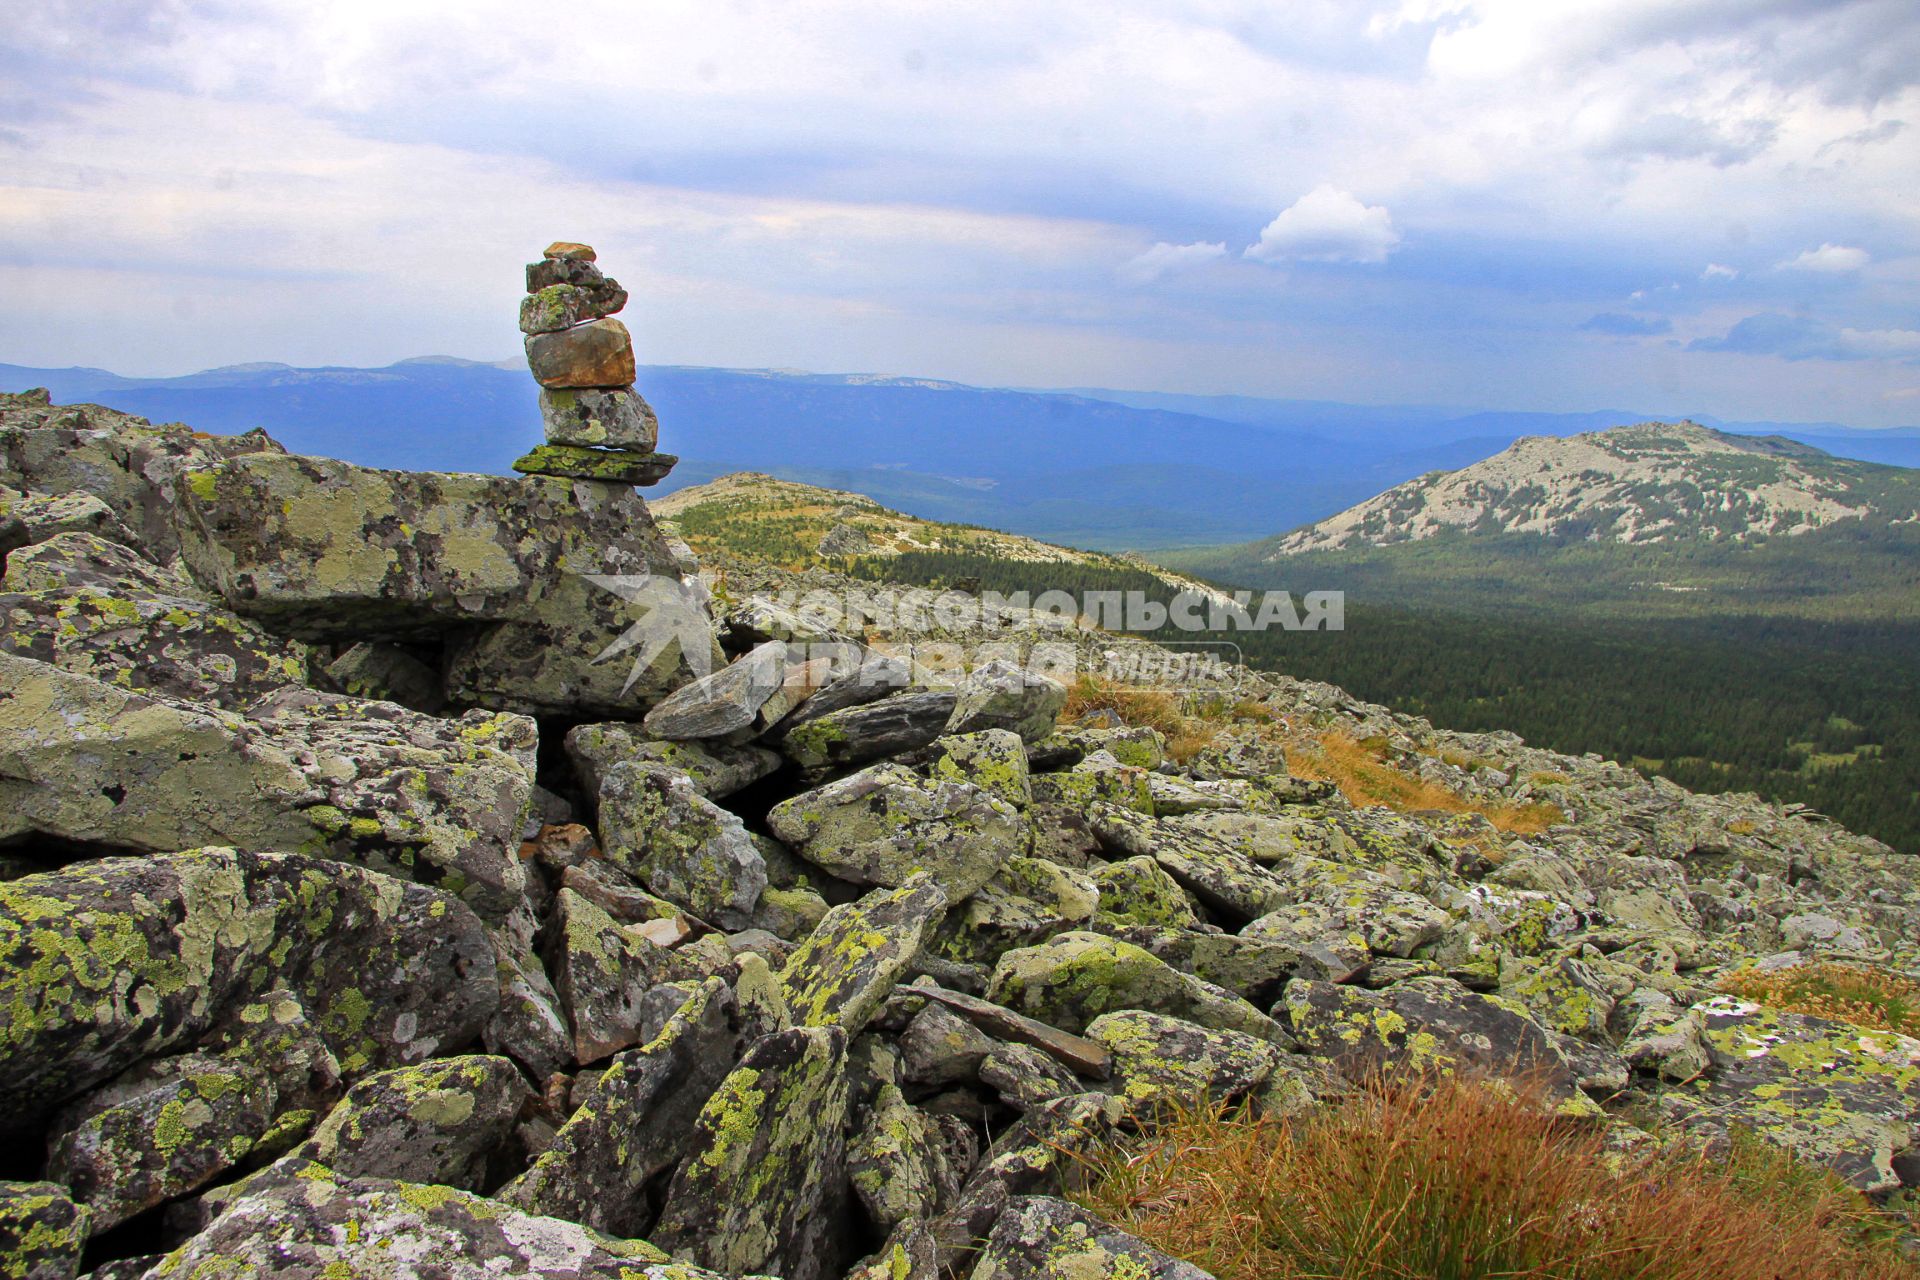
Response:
[1268, 421, 1920, 554]
[654, 471, 1226, 600]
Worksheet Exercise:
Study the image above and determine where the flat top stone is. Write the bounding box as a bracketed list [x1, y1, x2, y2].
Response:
[544, 241, 596, 261]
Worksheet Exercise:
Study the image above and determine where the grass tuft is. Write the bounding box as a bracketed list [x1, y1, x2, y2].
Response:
[1285, 731, 1564, 835]
[1717, 961, 1920, 1038]
[1072, 1073, 1919, 1280]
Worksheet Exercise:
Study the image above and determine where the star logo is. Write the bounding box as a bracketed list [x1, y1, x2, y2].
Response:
[580, 573, 717, 696]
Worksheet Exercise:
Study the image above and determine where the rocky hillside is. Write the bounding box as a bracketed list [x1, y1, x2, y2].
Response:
[1, 384, 1918, 1279]
[1269, 420, 1920, 553]
[656, 470, 1223, 596]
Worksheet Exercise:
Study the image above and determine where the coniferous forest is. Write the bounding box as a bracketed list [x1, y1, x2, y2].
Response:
[847, 541, 1920, 855]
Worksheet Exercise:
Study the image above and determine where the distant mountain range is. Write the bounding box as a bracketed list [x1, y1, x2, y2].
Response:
[4, 357, 1916, 550]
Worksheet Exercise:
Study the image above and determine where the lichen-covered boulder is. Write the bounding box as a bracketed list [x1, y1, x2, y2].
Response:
[500, 977, 743, 1237]
[777, 689, 958, 773]
[1089, 807, 1291, 922]
[980, 1042, 1084, 1111]
[945, 661, 1067, 743]
[174, 454, 665, 637]
[142, 1161, 691, 1279]
[1084, 1009, 1280, 1113]
[1663, 995, 1920, 1193]
[481, 909, 573, 1080]
[174, 452, 719, 713]
[641, 639, 787, 740]
[564, 721, 780, 800]
[441, 564, 723, 716]
[47, 1054, 276, 1231]
[0, 656, 538, 919]
[0, 848, 498, 1135]
[652, 1025, 853, 1280]
[988, 932, 1285, 1043]
[767, 763, 1023, 901]
[933, 1093, 1127, 1269]
[847, 1081, 975, 1234]
[0, 487, 132, 548]
[0, 1181, 89, 1280]
[283, 1055, 531, 1190]
[1, 531, 193, 596]
[968, 1195, 1215, 1280]
[1098, 925, 1302, 1008]
[0, 651, 321, 856]
[933, 857, 1099, 969]
[544, 888, 664, 1065]
[779, 875, 948, 1036]
[244, 687, 538, 918]
[1090, 857, 1200, 930]
[594, 762, 767, 929]
[0, 585, 313, 711]
[929, 729, 1032, 809]
[902, 1002, 997, 1089]
[1281, 977, 1590, 1113]
[0, 392, 282, 564]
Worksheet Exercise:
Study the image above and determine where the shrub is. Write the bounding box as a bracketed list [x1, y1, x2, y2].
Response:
[1072, 1074, 1919, 1280]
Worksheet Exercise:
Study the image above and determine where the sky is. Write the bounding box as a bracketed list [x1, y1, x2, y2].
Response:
[2, 0, 1917, 425]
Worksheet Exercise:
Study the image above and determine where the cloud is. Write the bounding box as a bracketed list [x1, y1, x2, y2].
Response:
[1581, 312, 1672, 336]
[1778, 243, 1871, 273]
[1885, 387, 1920, 401]
[1245, 185, 1400, 265]
[1586, 111, 1776, 168]
[1689, 313, 1920, 361]
[1119, 240, 1227, 284]
[1701, 262, 1738, 281]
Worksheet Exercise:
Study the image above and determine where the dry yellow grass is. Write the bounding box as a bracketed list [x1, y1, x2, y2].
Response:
[1718, 962, 1920, 1037]
[1286, 730, 1564, 835]
[1060, 676, 1217, 763]
[1072, 1076, 1919, 1280]
[1063, 676, 1563, 833]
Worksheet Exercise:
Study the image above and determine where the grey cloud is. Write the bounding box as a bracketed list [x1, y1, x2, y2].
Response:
[1589, 112, 1778, 167]
[1689, 312, 1920, 362]
[1582, 312, 1673, 336]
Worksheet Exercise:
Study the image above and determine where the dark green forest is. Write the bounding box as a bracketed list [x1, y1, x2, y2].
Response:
[844, 545, 1920, 855]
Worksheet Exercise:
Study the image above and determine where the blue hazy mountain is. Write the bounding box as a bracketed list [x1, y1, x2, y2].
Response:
[4, 358, 1914, 549]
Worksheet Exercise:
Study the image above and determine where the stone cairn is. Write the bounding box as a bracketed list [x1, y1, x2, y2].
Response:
[513, 241, 678, 486]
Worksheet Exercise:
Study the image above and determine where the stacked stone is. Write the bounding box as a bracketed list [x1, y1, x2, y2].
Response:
[513, 241, 678, 486]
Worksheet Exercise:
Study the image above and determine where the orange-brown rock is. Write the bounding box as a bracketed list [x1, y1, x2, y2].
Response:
[543, 241, 597, 261]
[524, 318, 636, 389]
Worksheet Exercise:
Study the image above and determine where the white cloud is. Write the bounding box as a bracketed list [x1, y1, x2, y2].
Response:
[1245, 186, 1401, 265]
[1701, 262, 1739, 280]
[1778, 243, 1871, 273]
[1119, 240, 1227, 284]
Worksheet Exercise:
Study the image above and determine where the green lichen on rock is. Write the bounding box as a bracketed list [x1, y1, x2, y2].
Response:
[1089, 857, 1199, 930]
[143, 1161, 682, 1278]
[767, 762, 1024, 900]
[0, 847, 498, 1135]
[1085, 1009, 1281, 1112]
[500, 977, 743, 1238]
[1663, 995, 1920, 1193]
[512, 445, 677, 486]
[652, 1025, 852, 1280]
[284, 1054, 530, 1191]
[594, 762, 767, 929]
[988, 931, 1285, 1043]
[779, 875, 948, 1036]
[0, 1181, 90, 1280]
